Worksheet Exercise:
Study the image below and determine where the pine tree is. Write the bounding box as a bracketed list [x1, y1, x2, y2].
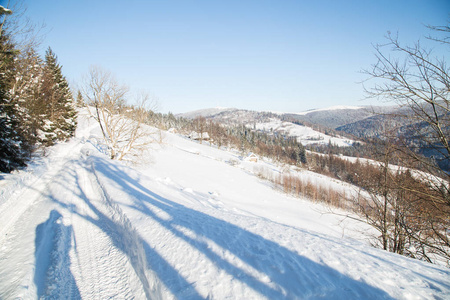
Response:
[297, 142, 307, 165]
[41, 47, 77, 145]
[0, 33, 30, 172]
[13, 47, 46, 146]
[76, 90, 84, 107]
[0, 9, 77, 172]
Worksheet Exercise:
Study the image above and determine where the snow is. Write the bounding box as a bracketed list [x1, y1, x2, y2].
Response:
[0, 6, 12, 15]
[0, 108, 449, 299]
[291, 105, 365, 116]
[252, 118, 354, 146]
[177, 107, 236, 119]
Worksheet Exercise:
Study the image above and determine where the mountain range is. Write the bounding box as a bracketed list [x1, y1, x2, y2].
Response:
[177, 105, 398, 140]
[178, 104, 449, 171]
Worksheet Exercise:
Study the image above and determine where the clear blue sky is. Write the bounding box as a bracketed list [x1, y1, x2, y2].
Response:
[9, 0, 450, 113]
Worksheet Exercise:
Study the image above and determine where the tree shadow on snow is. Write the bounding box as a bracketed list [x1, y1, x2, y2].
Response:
[47, 158, 200, 299]
[92, 158, 396, 300]
[26, 156, 205, 299]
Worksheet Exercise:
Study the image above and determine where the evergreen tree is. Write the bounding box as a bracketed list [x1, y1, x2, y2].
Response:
[296, 143, 307, 165]
[0, 9, 77, 172]
[0, 32, 30, 172]
[76, 90, 84, 107]
[41, 47, 77, 145]
[12, 47, 46, 146]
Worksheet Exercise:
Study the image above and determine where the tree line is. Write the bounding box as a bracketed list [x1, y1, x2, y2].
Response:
[150, 113, 307, 166]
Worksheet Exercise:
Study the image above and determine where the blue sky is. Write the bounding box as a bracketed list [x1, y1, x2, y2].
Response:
[9, 0, 450, 113]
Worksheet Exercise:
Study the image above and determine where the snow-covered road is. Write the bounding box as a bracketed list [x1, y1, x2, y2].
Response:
[0, 111, 449, 299]
[0, 140, 158, 298]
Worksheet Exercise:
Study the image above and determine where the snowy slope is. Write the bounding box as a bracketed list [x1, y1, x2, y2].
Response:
[0, 109, 449, 299]
[179, 107, 356, 146]
[288, 105, 365, 116]
[177, 107, 237, 119]
[252, 118, 354, 146]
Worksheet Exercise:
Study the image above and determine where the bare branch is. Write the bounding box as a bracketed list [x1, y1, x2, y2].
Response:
[81, 66, 160, 162]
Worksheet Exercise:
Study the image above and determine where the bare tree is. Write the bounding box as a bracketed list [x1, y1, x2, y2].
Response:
[0, 5, 13, 38]
[364, 29, 449, 181]
[362, 25, 450, 265]
[354, 123, 408, 254]
[82, 66, 158, 161]
[1, 1, 44, 53]
[193, 116, 207, 144]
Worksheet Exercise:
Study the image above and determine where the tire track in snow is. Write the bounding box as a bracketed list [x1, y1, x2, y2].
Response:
[66, 159, 146, 299]
[90, 160, 165, 299]
[67, 157, 164, 299]
[0, 142, 82, 241]
[0, 140, 156, 299]
[0, 153, 81, 299]
[0, 144, 86, 299]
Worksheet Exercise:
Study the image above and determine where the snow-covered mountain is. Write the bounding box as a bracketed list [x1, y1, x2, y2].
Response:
[284, 105, 396, 129]
[178, 105, 394, 130]
[178, 107, 359, 146]
[177, 107, 238, 119]
[252, 117, 354, 146]
[290, 105, 366, 115]
[0, 108, 449, 299]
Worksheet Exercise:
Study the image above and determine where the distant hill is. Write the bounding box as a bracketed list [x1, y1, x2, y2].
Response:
[177, 105, 398, 130]
[177, 106, 368, 146]
[177, 107, 238, 119]
[283, 105, 396, 129]
[178, 103, 448, 172]
[177, 105, 402, 136]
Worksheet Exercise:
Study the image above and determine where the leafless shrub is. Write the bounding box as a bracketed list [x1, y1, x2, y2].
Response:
[82, 66, 160, 162]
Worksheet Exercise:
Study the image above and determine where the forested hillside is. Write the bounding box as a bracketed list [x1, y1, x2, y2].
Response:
[0, 7, 77, 172]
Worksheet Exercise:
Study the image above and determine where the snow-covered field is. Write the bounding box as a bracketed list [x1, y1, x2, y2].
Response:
[0, 109, 449, 299]
[252, 118, 354, 146]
